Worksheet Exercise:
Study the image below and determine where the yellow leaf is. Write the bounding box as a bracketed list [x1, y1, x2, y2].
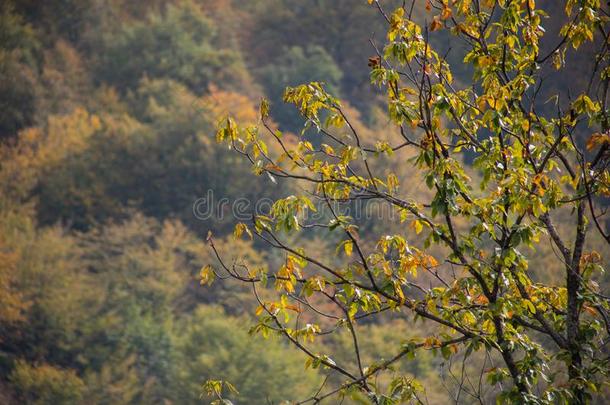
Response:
[199, 265, 215, 286]
[411, 220, 424, 235]
[90, 115, 102, 130]
[233, 223, 253, 240]
[459, 0, 472, 14]
[321, 144, 335, 155]
[344, 240, 353, 257]
[255, 305, 264, 316]
[525, 299, 536, 314]
[521, 119, 530, 132]
[387, 173, 399, 192]
[426, 299, 437, 315]
[482, 319, 495, 333]
[424, 336, 441, 349]
[478, 55, 493, 68]
[260, 98, 270, 119]
[394, 281, 406, 304]
[552, 51, 563, 70]
[476, 95, 488, 112]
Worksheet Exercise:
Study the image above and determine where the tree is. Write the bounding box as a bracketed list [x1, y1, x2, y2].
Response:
[173, 305, 321, 404]
[95, 0, 252, 95]
[9, 360, 85, 405]
[30, 79, 290, 232]
[244, 0, 407, 117]
[206, 1, 610, 403]
[0, 3, 40, 139]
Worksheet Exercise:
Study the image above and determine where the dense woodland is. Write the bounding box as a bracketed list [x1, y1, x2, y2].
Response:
[0, 0, 608, 404]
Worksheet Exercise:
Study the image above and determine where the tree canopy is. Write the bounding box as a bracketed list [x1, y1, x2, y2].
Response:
[205, 1, 610, 403]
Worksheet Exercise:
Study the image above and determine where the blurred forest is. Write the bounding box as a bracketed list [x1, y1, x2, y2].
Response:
[0, 0, 607, 404]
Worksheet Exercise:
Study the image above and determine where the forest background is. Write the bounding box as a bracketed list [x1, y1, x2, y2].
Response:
[0, 0, 607, 404]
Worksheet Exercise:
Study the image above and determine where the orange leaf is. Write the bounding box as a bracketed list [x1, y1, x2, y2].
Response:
[441, 6, 453, 20]
[586, 133, 610, 151]
[474, 294, 489, 305]
[430, 17, 443, 32]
